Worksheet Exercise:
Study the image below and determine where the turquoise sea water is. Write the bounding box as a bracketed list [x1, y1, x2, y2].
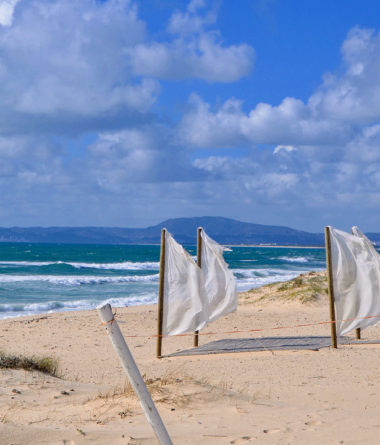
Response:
[0, 243, 326, 319]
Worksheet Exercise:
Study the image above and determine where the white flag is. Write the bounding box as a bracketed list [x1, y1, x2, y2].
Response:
[330, 226, 380, 336]
[162, 231, 210, 336]
[200, 228, 238, 323]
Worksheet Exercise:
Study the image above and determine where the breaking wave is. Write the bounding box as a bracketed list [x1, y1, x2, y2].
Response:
[0, 261, 160, 270]
[0, 274, 159, 285]
[278, 256, 309, 263]
[0, 293, 158, 319]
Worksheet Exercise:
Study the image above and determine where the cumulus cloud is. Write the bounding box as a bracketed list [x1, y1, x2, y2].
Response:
[1, 3, 380, 231]
[273, 145, 296, 154]
[0, 0, 158, 135]
[0, 0, 19, 27]
[309, 27, 380, 124]
[173, 26, 380, 229]
[127, 1, 254, 82]
[180, 26, 380, 150]
[180, 94, 351, 147]
[86, 127, 210, 187]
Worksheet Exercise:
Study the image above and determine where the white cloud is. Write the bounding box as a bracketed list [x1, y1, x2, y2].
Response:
[86, 127, 209, 186]
[180, 94, 351, 147]
[0, 0, 19, 27]
[0, 0, 158, 132]
[309, 27, 380, 124]
[1, 7, 380, 231]
[127, 1, 254, 82]
[273, 145, 296, 154]
[180, 26, 380, 150]
[168, 0, 216, 35]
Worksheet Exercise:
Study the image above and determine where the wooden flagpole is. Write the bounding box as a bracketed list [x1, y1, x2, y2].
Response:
[156, 229, 166, 358]
[325, 226, 338, 349]
[350, 228, 361, 340]
[194, 227, 202, 347]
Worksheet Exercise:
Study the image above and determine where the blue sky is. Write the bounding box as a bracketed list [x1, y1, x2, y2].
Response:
[1, 0, 380, 232]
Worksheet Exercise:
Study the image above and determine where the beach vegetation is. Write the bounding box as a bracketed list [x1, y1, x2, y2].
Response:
[239, 271, 328, 305]
[0, 351, 59, 377]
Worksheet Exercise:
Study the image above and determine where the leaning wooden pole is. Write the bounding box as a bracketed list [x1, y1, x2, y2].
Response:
[98, 303, 173, 445]
[350, 228, 361, 340]
[156, 229, 166, 358]
[325, 226, 338, 349]
[194, 227, 202, 347]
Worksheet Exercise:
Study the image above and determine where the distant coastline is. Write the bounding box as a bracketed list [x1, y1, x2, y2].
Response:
[0, 217, 377, 247]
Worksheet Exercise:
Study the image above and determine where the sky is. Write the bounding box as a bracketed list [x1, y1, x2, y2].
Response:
[1, 0, 380, 232]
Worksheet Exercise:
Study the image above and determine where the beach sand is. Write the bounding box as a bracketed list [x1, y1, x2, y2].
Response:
[1, 272, 380, 444]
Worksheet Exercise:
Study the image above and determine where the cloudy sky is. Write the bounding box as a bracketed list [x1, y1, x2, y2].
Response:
[1, 0, 380, 232]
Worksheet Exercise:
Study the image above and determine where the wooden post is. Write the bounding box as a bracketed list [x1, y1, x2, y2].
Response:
[350, 228, 361, 341]
[194, 227, 202, 347]
[98, 304, 173, 445]
[156, 229, 166, 358]
[325, 226, 338, 349]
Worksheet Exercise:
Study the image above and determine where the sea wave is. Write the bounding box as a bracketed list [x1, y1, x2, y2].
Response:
[69, 261, 160, 270]
[0, 260, 160, 270]
[233, 267, 321, 291]
[278, 256, 309, 263]
[0, 274, 159, 285]
[236, 272, 302, 291]
[0, 261, 59, 266]
[233, 268, 305, 278]
[0, 293, 158, 319]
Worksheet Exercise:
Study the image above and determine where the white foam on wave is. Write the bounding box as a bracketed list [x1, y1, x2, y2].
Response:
[278, 256, 309, 263]
[0, 293, 158, 319]
[0, 274, 159, 285]
[0, 260, 160, 270]
[69, 261, 160, 270]
[233, 268, 304, 278]
[0, 261, 59, 266]
[234, 267, 325, 291]
[236, 271, 302, 291]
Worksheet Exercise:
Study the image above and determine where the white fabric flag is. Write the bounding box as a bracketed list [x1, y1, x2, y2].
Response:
[162, 230, 210, 336]
[200, 228, 238, 323]
[329, 226, 380, 336]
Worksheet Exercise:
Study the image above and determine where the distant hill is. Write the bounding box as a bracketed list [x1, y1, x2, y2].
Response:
[0, 217, 330, 245]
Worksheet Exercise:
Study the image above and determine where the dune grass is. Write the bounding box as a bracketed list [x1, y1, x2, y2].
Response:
[240, 271, 328, 305]
[0, 351, 59, 376]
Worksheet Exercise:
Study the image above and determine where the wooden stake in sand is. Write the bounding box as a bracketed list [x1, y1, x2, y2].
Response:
[97, 303, 173, 445]
[156, 228, 166, 358]
[350, 228, 361, 341]
[194, 227, 202, 347]
[325, 226, 338, 349]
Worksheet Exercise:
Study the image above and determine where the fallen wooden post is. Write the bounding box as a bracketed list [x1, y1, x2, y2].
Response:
[97, 303, 173, 445]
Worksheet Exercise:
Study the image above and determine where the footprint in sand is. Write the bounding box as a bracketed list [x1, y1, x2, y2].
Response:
[263, 429, 281, 434]
[305, 421, 322, 426]
[230, 437, 252, 444]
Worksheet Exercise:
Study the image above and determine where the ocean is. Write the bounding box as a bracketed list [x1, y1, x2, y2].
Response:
[0, 243, 326, 319]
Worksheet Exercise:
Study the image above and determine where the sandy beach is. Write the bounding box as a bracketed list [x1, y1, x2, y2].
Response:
[1, 272, 380, 444]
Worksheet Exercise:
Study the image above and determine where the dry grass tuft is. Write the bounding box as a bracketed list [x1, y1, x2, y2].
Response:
[0, 351, 59, 377]
[94, 367, 185, 403]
